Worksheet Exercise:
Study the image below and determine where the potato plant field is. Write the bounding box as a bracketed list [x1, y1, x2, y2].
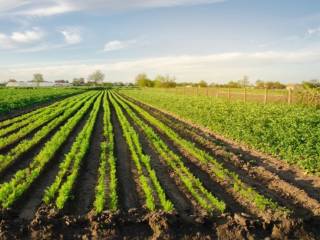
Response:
[121, 89, 320, 174]
[0, 89, 319, 239]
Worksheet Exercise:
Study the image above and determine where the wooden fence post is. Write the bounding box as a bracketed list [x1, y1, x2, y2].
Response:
[244, 88, 247, 103]
[206, 87, 209, 97]
[288, 88, 292, 105]
[264, 88, 268, 105]
[228, 88, 231, 101]
[216, 88, 219, 99]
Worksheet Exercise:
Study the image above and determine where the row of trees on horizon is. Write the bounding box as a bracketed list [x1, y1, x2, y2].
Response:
[135, 73, 320, 90]
[2, 70, 320, 90]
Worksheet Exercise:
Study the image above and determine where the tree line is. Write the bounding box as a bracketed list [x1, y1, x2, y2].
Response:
[135, 73, 320, 90]
[4, 70, 320, 90]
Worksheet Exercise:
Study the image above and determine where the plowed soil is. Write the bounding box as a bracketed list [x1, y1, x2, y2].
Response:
[0, 92, 319, 240]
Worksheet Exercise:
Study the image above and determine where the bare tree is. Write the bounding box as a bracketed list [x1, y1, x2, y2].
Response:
[32, 73, 44, 87]
[88, 70, 105, 85]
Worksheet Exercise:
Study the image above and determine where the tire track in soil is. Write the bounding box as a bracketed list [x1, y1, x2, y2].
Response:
[125, 94, 320, 203]
[121, 106, 195, 219]
[66, 99, 103, 215]
[10, 106, 92, 220]
[117, 96, 250, 216]
[110, 101, 140, 211]
[129, 97, 320, 218]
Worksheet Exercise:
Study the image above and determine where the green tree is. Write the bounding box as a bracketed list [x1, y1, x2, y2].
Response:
[302, 79, 320, 89]
[225, 81, 241, 88]
[256, 80, 286, 89]
[154, 74, 176, 88]
[198, 80, 208, 88]
[135, 73, 153, 87]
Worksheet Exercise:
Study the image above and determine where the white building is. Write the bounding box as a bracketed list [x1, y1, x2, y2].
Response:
[6, 81, 65, 88]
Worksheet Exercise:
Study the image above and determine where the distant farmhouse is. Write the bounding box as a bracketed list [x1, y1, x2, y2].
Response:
[6, 79, 71, 88]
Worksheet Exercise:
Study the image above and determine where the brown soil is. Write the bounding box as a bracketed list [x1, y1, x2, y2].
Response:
[116, 93, 320, 238]
[122, 106, 195, 219]
[10, 104, 92, 221]
[125, 94, 320, 219]
[0, 92, 319, 239]
[110, 102, 141, 210]
[0, 107, 83, 184]
[66, 98, 104, 215]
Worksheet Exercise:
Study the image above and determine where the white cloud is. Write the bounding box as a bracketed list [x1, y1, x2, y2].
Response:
[307, 27, 320, 36]
[11, 28, 44, 43]
[17, 2, 76, 17]
[1, 0, 226, 17]
[60, 28, 82, 44]
[1, 49, 319, 83]
[0, 0, 29, 12]
[104, 40, 136, 52]
[0, 27, 44, 49]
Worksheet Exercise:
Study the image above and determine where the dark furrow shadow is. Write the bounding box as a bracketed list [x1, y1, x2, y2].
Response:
[110, 100, 140, 210]
[124, 94, 320, 203]
[67, 99, 103, 215]
[121, 106, 195, 219]
[0, 110, 79, 184]
[116, 96, 250, 216]
[0, 110, 65, 154]
[0, 92, 82, 123]
[122, 94, 319, 218]
[11, 105, 92, 220]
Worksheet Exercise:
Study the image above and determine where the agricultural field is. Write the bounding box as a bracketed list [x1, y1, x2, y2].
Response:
[0, 88, 84, 116]
[0, 89, 319, 239]
[121, 89, 320, 174]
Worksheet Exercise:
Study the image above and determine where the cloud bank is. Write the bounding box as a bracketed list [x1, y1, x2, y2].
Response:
[0, 27, 44, 49]
[1, 49, 319, 83]
[0, 0, 226, 16]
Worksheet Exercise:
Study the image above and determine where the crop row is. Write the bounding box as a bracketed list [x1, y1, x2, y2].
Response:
[0, 98, 63, 129]
[0, 92, 96, 174]
[0, 88, 83, 115]
[43, 92, 103, 209]
[0, 93, 90, 150]
[0, 92, 88, 138]
[110, 93, 173, 212]
[93, 92, 117, 213]
[120, 89, 320, 174]
[114, 92, 286, 216]
[111, 92, 226, 213]
[0, 92, 99, 208]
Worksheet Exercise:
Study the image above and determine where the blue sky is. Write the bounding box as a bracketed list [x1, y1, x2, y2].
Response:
[0, 0, 320, 83]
